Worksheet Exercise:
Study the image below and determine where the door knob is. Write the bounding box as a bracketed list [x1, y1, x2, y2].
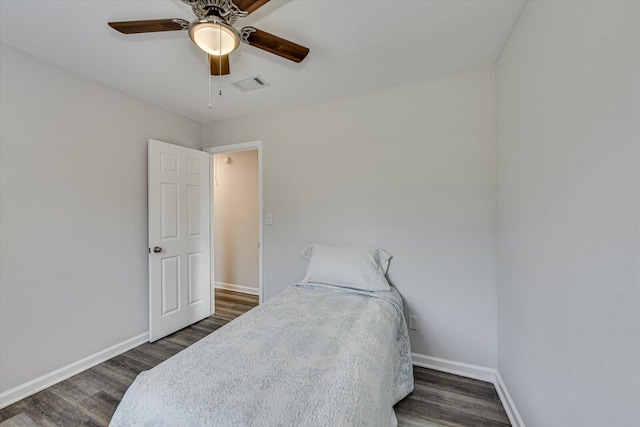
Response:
[153, 246, 163, 253]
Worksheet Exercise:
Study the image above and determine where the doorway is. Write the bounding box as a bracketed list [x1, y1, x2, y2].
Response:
[204, 141, 263, 314]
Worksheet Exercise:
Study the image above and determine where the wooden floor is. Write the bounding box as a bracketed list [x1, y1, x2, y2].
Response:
[395, 369, 509, 426]
[0, 289, 509, 427]
[213, 288, 260, 321]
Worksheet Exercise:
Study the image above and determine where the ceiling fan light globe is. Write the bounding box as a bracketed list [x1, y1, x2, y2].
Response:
[188, 20, 239, 56]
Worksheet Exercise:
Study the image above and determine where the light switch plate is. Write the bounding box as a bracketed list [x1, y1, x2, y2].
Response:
[265, 213, 273, 225]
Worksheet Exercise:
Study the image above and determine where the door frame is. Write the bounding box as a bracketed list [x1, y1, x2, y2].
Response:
[203, 140, 264, 311]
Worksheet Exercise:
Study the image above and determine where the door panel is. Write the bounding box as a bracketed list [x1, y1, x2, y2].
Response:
[187, 185, 202, 237]
[149, 140, 210, 342]
[188, 252, 204, 305]
[161, 256, 180, 315]
[160, 184, 179, 240]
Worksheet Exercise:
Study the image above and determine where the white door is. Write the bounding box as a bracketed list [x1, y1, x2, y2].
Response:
[148, 139, 211, 342]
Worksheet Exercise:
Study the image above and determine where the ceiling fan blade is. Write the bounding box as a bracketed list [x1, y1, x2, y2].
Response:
[233, 0, 270, 14]
[108, 19, 189, 34]
[210, 55, 230, 76]
[240, 27, 309, 63]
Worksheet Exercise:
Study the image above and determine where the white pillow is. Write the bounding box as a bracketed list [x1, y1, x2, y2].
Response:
[300, 244, 392, 291]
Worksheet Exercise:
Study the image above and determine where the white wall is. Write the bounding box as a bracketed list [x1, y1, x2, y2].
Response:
[496, 1, 640, 426]
[213, 150, 259, 291]
[0, 44, 202, 394]
[203, 67, 498, 368]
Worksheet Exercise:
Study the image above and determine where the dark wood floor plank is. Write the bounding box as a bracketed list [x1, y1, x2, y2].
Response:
[99, 360, 141, 384]
[140, 338, 187, 354]
[42, 402, 103, 427]
[215, 296, 257, 306]
[192, 315, 228, 330]
[55, 372, 103, 400]
[116, 347, 165, 368]
[19, 390, 71, 417]
[162, 333, 199, 348]
[0, 401, 47, 424]
[215, 289, 258, 321]
[77, 391, 120, 426]
[104, 354, 153, 377]
[395, 395, 510, 427]
[182, 326, 213, 340]
[47, 380, 91, 406]
[75, 366, 130, 401]
[413, 368, 499, 401]
[188, 322, 221, 335]
[396, 414, 444, 427]
[415, 367, 497, 390]
[129, 339, 185, 363]
[0, 290, 510, 427]
[407, 382, 509, 424]
[0, 412, 40, 427]
[163, 327, 210, 347]
[215, 297, 257, 307]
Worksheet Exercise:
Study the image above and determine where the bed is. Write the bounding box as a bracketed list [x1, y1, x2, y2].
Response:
[109, 282, 414, 426]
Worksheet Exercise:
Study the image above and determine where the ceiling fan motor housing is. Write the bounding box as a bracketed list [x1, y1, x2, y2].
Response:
[181, 0, 248, 24]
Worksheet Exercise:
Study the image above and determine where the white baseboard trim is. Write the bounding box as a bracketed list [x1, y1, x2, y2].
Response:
[0, 332, 149, 409]
[411, 352, 497, 383]
[215, 281, 259, 296]
[494, 371, 526, 427]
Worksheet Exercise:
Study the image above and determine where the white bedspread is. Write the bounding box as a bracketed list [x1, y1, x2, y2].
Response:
[110, 283, 414, 426]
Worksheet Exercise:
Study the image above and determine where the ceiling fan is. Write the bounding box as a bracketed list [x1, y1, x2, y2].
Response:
[108, 0, 309, 76]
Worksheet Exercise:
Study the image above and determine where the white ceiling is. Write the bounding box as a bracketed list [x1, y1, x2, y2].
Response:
[0, 0, 524, 123]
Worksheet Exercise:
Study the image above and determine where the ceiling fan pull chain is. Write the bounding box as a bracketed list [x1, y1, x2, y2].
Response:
[207, 55, 213, 109]
[219, 25, 223, 96]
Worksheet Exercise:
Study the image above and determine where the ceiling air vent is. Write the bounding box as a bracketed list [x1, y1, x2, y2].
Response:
[231, 76, 270, 92]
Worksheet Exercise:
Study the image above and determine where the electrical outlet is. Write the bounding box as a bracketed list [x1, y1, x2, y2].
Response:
[408, 315, 418, 330]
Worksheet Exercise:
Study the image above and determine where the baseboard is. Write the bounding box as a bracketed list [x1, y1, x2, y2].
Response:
[0, 332, 149, 409]
[411, 352, 497, 383]
[494, 371, 526, 427]
[215, 281, 259, 296]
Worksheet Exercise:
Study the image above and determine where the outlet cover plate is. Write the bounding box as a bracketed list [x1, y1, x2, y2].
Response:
[409, 315, 418, 330]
